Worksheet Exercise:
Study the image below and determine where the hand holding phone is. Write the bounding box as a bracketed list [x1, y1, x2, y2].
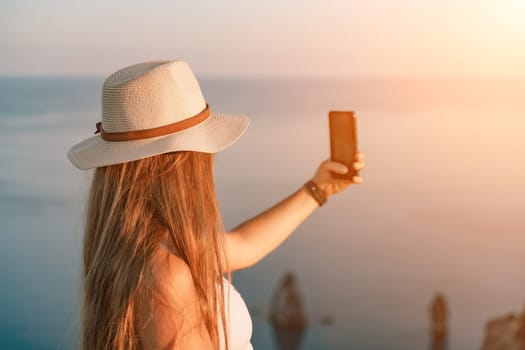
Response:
[308, 112, 364, 200]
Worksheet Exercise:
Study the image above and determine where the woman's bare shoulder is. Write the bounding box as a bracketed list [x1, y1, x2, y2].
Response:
[139, 244, 212, 349]
[153, 244, 196, 301]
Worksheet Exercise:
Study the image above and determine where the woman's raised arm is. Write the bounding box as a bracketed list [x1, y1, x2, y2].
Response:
[223, 153, 365, 272]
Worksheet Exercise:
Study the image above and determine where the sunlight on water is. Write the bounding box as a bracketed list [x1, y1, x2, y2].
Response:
[0, 76, 524, 349]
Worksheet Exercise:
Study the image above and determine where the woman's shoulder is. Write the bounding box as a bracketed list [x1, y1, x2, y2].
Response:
[154, 241, 194, 295]
[139, 241, 213, 349]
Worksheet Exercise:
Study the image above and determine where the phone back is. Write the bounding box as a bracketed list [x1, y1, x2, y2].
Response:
[329, 110, 359, 179]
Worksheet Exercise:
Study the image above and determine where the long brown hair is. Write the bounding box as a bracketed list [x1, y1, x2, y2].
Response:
[81, 151, 230, 349]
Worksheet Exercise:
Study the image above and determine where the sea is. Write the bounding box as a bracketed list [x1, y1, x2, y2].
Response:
[0, 75, 524, 350]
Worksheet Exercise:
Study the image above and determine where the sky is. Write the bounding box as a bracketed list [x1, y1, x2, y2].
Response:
[1, 0, 524, 78]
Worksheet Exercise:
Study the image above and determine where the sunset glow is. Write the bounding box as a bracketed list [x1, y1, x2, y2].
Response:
[1, 0, 524, 77]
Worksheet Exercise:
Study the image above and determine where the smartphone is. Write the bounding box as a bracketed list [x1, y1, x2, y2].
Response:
[329, 110, 359, 180]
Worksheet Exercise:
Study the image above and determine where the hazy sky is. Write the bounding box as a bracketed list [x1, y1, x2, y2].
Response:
[1, 0, 524, 77]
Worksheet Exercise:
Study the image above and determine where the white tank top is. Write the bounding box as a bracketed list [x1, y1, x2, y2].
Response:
[218, 277, 254, 350]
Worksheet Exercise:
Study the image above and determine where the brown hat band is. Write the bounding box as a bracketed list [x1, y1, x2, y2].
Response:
[95, 103, 211, 142]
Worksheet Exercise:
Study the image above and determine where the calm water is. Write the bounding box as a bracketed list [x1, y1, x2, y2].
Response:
[0, 76, 524, 350]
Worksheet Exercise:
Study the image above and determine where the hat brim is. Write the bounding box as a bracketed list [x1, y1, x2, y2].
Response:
[67, 111, 250, 170]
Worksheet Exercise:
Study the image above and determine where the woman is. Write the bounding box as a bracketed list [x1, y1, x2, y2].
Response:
[67, 60, 365, 350]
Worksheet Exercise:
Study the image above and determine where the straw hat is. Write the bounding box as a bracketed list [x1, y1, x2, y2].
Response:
[67, 60, 251, 170]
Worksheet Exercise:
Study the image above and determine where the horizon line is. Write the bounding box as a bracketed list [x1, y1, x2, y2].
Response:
[1, 72, 524, 80]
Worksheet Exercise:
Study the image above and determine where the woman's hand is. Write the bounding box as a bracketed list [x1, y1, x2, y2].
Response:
[311, 152, 365, 197]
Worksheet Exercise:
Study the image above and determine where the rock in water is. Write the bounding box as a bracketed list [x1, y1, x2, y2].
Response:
[430, 293, 448, 350]
[269, 272, 308, 350]
[481, 306, 525, 350]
